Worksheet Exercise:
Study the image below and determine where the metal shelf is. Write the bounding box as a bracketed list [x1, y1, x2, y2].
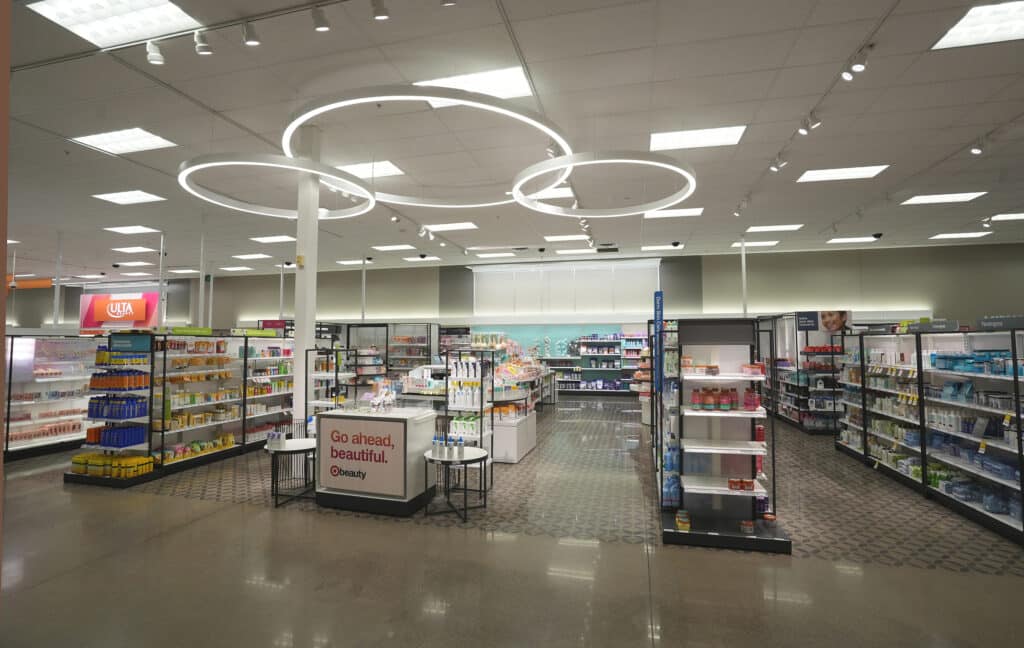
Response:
[925, 368, 1017, 382]
[7, 432, 87, 451]
[927, 427, 1018, 454]
[924, 396, 1016, 418]
[927, 452, 1020, 491]
[866, 408, 919, 427]
[680, 439, 767, 455]
[681, 373, 766, 382]
[681, 475, 767, 496]
[683, 407, 767, 419]
[8, 413, 87, 427]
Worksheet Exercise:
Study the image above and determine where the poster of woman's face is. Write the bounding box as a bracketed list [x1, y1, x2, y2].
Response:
[820, 311, 849, 333]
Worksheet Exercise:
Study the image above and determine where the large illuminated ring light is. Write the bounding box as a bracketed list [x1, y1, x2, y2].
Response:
[512, 151, 697, 219]
[282, 85, 574, 209]
[178, 153, 375, 220]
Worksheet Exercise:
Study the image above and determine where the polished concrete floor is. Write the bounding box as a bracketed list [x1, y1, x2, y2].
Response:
[2, 399, 1023, 647]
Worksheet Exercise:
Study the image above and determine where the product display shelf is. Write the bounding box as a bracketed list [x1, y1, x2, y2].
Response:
[443, 349, 496, 487]
[5, 335, 100, 459]
[386, 323, 436, 375]
[832, 329, 1024, 544]
[63, 332, 159, 488]
[305, 347, 361, 420]
[241, 337, 295, 453]
[659, 317, 790, 554]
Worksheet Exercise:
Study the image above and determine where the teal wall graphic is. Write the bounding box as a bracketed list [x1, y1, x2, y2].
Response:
[474, 324, 623, 358]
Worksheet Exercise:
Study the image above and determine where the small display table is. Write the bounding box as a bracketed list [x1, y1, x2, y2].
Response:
[266, 438, 317, 508]
[423, 447, 489, 522]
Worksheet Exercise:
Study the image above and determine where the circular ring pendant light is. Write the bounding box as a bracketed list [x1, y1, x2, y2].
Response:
[177, 153, 375, 220]
[282, 85, 574, 209]
[511, 151, 697, 218]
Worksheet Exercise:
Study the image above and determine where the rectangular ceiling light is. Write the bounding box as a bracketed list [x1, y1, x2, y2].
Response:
[111, 246, 155, 254]
[14, 274, 35, 278]
[414, 67, 532, 108]
[746, 224, 803, 233]
[220, 266, 253, 271]
[555, 248, 598, 255]
[337, 161, 404, 179]
[929, 232, 993, 240]
[169, 269, 199, 274]
[933, 1, 1024, 50]
[530, 186, 574, 200]
[104, 225, 160, 234]
[641, 244, 684, 251]
[26, 0, 202, 48]
[250, 235, 296, 243]
[372, 244, 415, 251]
[72, 128, 176, 155]
[120, 272, 152, 277]
[644, 207, 704, 218]
[991, 213, 1024, 222]
[650, 125, 746, 151]
[424, 222, 477, 232]
[796, 165, 889, 182]
[232, 253, 271, 260]
[114, 261, 153, 267]
[8, 239, 20, 244]
[476, 252, 515, 258]
[337, 259, 372, 265]
[731, 241, 779, 248]
[827, 236, 879, 244]
[901, 192, 987, 205]
[403, 256, 441, 262]
[93, 190, 165, 205]
[76, 274, 105, 279]
[544, 234, 590, 242]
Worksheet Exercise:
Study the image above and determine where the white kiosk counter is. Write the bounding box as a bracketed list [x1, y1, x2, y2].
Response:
[316, 407, 436, 515]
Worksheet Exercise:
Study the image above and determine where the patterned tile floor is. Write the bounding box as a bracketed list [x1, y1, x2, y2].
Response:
[29, 396, 1024, 575]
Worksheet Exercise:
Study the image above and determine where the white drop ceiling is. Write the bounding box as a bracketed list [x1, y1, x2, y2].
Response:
[7, 0, 1024, 280]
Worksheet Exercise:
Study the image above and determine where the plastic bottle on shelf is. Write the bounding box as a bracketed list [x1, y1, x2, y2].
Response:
[457, 436, 465, 458]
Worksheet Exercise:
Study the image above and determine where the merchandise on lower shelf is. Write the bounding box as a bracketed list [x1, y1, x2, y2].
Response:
[69, 453, 155, 479]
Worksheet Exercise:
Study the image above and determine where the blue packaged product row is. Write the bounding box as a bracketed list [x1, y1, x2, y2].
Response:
[930, 351, 1020, 376]
[99, 424, 147, 448]
[88, 395, 149, 420]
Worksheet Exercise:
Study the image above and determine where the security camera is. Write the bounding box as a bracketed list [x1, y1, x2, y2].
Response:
[873, 233, 883, 240]
[538, 247, 545, 253]
[365, 256, 373, 262]
[111, 263, 121, 268]
[419, 253, 427, 259]
[671, 241, 681, 247]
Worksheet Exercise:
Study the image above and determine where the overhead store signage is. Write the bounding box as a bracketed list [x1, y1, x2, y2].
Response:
[170, 326, 213, 336]
[260, 319, 288, 330]
[109, 333, 152, 353]
[797, 311, 850, 333]
[80, 292, 158, 329]
[653, 291, 663, 394]
[906, 320, 960, 333]
[977, 316, 1024, 331]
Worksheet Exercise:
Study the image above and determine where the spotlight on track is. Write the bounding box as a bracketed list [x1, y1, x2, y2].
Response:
[312, 6, 330, 32]
[390, 215, 399, 223]
[428, 231, 435, 241]
[372, 0, 390, 20]
[970, 137, 986, 156]
[797, 118, 810, 136]
[243, 21, 261, 46]
[146, 40, 164, 65]
[194, 31, 212, 56]
[850, 49, 868, 73]
[418, 227, 426, 238]
[808, 111, 822, 129]
[441, 0, 457, 6]
[769, 156, 788, 173]
[841, 68, 854, 82]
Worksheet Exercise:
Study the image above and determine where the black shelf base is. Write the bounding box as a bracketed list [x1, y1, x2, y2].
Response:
[5, 438, 85, 462]
[661, 511, 792, 554]
[63, 471, 160, 489]
[926, 487, 1024, 545]
[159, 445, 243, 475]
[316, 485, 436, 516]
[869, 457, 925, 493]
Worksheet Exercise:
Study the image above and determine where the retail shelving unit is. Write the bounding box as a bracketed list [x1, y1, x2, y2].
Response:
[443, 349, 495, 485]
[439, 326, 471, 354]
[834, 328, 1024, 544]
[539, 334, 637, 396]
[657, 318, 790, 553]
[386, 323, 436, 376]
[64, 332, 159, 488]
[305, 347, 358, 421]
[241, 336, 295, 450]
[4, 334, 98, 460]
[346, 324, 388, 390]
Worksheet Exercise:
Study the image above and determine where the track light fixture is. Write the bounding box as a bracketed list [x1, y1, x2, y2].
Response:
[428, 231, 435, 241]
[797, 118, 810, 136]
[850, 49, 868, 73]
[418, 226, 426, 238]
[390, 215, 399, 223]
[146, 40, 164, 65]
[841, 69, 854, 82]
[312, 6, 330, 32]
[970, 137, 985, 155]
[194, 31, 212, 56]
[982, 218, 992, 229]
[769, 156, 788, 172]
[808, 111, 822, 129]
[587, 238, 595, 248]
[243, 21, 261, 46]
[439, 241, 447, 246]
[441, 0, 457, 6]
[372, 0, 390, 20]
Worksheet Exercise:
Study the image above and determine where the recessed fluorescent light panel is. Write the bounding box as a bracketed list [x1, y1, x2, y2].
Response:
[424, 222, 477, 232]
[403, 256, 441, 262]
[120, 272, 152, 277]
[111, 246, 155, 254]
[933, 1, 1024, 50]
[26, 0, 202, 48]
[337, 161, 403, 179]
[232, 253, 271, 260]
[828, 237, 880, 244]
[991, 213, 1024, 222]
[796, 165, 889, 182]
[644, 207, 704, 218]
[76, 274, 105, 279]
[543, 234, 591, 242]
[250, 235, 296, 243]
[7, 240, 19, 244]
[114, 261, 153, 267]
[641, 244, 683, 251]
[746, 224, 803, 233]
[902, 192, 987, 205]
[414, 67, 532, 108]
[650, 125, 746, 151]
[929, 232, 993, 240]
[372, 244, 415, 251]
[14, 274, 35, 278]
[731, 241, 779, 248]
[220, 266, 253, 271]
[337, 259, 372, 265]
[72, 128, 176, 155]
[476, 252, 515, 258]
[169, 269, 199, 274]
[555, 248, 598, 255]
[92, 190, 165, 204]
[104, 225, 160, 234]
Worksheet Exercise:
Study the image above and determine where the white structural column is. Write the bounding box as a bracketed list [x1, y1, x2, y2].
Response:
[293, 125, 321, 422]
[52, 231, 62, 327]
[197, 232, 205, 326]
[740, 237, 748, 316]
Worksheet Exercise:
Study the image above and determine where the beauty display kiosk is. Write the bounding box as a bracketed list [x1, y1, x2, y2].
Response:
[315, 407, 437, 515]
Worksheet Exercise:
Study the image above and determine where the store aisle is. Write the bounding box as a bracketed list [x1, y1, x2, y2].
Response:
[2, 399, 1022, 647]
